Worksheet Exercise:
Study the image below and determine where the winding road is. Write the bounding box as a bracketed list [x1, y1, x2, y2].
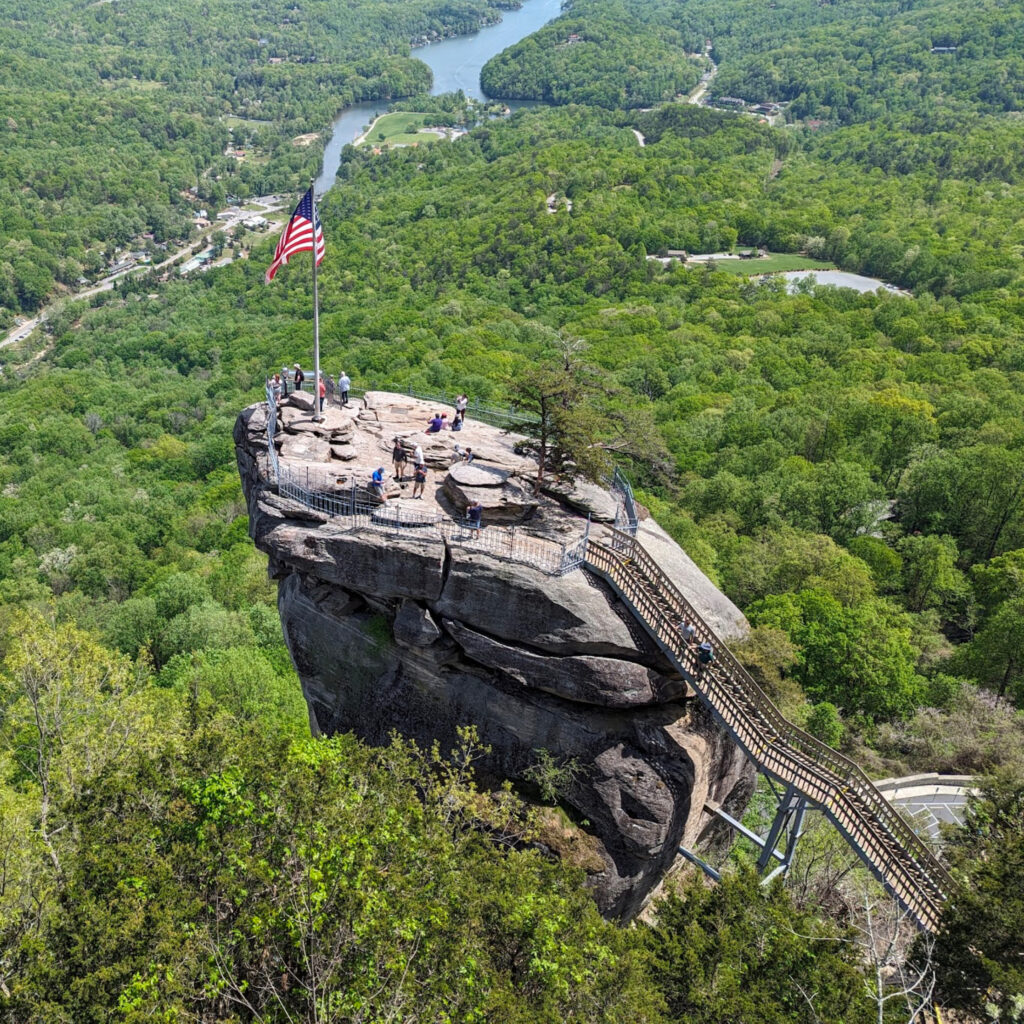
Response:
[1, 195, 285, 354]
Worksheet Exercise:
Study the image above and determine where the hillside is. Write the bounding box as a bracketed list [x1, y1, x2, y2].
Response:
[0, 0, 1023, 1017]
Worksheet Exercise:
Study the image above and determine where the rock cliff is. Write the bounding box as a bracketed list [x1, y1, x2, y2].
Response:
[235, 390, 755, 919]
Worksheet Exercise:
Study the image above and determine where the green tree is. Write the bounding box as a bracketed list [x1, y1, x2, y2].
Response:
[897, 533, 965, 613]
[507, 336, 611, 492]
[929, 771, 1024, 1021]
[972, 548, 1024, 614]
[749, 589, 925, 720]
[650, 867, 874, 1024]
[6, 726, 663, 1023]
[954, 598, 1024, 704]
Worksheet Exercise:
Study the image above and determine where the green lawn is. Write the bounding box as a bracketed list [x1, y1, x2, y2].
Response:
[360, 111, 440, 148]
[696, 252, 837, 275]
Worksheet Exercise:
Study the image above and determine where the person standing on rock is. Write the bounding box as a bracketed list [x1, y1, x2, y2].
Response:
[317, 374, 326, 413]
[370, 466, 386, 500]
[338, 370, 351, 407]
[392, 438, 408, 482]
[293, 363, 305, 391]
[270, 373, 282, 403]
[455, 393, 468, 420]
[467, 499, 483, 538]
[412, 462, 428, 499]
[281, 365, 290, 396]
[325, 373, 335, 402]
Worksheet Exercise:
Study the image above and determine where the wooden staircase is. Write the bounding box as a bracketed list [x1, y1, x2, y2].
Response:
[585, 529, 954, 931]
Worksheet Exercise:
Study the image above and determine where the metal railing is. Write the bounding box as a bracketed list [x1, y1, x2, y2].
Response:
[584, 529, 953, 931]
[611, 465, 639, 536]
[348, 384, 537, 431]
[262, 387, 584, 574]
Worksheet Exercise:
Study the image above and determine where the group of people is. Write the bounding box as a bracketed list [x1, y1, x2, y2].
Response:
[268, 365, 351, 411]
[371, 440, 430, 501]
[424, 394, 469, 434]
[373, 434, 481, 531]
[268, 374, 479, 521]
[678, 617, 716, 672]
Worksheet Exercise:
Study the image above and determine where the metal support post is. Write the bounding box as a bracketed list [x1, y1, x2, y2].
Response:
[756, 783, 808, 876]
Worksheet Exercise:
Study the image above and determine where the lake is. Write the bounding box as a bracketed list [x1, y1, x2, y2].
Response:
[779, 270, 908, 295]
[316, 0, 562, 194]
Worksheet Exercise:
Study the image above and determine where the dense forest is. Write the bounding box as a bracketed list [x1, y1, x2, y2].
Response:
[1, 0, 1023, 1017]
[0, 0, 498, 316]
[480, 0, 1024, 120]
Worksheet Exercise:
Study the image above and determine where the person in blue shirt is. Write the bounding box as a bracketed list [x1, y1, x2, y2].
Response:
[369, 467, 385, 499]
[696, 640, 715, 674]
[467, 499, 483, 537]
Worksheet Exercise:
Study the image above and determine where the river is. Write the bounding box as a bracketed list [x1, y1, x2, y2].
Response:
[316, 0, 562, 194]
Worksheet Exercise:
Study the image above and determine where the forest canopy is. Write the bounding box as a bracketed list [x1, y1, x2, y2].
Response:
[1, 0, 1024, 1016]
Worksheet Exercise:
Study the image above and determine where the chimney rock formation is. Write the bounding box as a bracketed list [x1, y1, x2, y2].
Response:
[235, 390, 755, 919]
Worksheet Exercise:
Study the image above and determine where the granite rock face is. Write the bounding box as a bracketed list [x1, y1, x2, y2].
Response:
[235, 394, 755, 919]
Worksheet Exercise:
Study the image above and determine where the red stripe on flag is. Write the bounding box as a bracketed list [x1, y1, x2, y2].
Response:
[265, 187, 325, 283]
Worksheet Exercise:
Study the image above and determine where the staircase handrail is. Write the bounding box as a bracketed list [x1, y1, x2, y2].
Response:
[611, 466, 639, 536]
[585, 529, 953, 927]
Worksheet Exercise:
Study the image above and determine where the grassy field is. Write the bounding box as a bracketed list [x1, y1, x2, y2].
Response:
[693, 252, 837, 275]
[359, 111, 439, 148]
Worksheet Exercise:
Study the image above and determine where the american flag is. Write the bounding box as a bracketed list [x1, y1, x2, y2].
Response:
[265, 186, 325, 283]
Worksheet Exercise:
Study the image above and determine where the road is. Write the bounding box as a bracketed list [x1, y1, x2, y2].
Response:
[688, 42, 718, 105]
[1, 194, 285, 352]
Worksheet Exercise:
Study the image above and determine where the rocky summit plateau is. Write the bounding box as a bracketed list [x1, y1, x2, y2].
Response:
[235, 388, 755, 919]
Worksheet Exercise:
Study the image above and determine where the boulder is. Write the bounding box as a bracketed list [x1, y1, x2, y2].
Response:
[278, 433, 332, 462]
[394, 600, 442, 647]
[235, 394, 755, 921]
[284, 390, 316, 413]
[542, 477, 620, 523]
[448, 462, 508, 488]
[260, 520, 446, 601]
[277, 569, 751, 920]
[432, 548, 643, 657]
[442, 474, 539, 522]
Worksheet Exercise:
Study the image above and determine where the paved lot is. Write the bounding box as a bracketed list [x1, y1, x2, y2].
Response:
[875, 774, 977, 841]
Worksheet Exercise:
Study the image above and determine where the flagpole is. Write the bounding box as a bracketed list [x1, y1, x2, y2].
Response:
[310, 179, 323, 422]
